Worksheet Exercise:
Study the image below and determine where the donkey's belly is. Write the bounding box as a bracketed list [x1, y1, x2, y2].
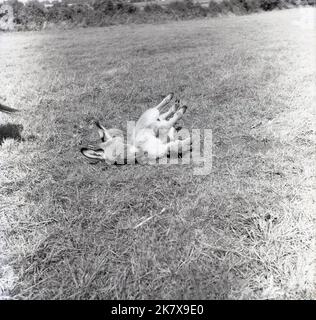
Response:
[140, 136, 167, 159]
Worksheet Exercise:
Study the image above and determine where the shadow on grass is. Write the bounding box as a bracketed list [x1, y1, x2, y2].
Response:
[0, 123, 23, 145]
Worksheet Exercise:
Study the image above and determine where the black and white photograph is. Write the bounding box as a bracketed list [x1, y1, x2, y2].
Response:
[0, 0, 315, 301]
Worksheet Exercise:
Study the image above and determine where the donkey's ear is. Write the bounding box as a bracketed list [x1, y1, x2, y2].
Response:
[0, 103, 18, 114]
[81, 147, 104, 160]
[95, 121, 112, 142]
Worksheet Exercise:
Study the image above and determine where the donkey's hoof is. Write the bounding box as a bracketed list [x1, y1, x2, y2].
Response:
[168, 92, 174, 99]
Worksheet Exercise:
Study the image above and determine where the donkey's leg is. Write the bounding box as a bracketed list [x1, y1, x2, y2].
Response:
[154, 92, 174, 112]
[157, 105, 187, 131]
[167, 127, 176, 142]
[168, 137, 191, 154]
[159, 99, 180, 121]
[168, 106, 188, 127]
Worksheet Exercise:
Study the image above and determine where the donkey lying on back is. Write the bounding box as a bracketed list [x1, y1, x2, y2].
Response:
[81, 93, 191, 164]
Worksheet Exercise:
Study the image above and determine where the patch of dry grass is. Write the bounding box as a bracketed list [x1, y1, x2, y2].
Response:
[0, 8, 315, 299]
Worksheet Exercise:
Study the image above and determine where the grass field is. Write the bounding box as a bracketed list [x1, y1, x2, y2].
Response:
[0, 8, 315, 299]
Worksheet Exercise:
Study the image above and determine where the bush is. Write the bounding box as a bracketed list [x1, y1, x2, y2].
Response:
[92, 0, 115, 15]
[92, 0, 138, 16]
[115, 1, 138, 14]
[167, 1, 188, 13]
[46, 3, 75, 22]
[243, 0, 261, 11]
[14, 1, 47, 29]
[259, 0, 284, 10]
[144, 3, 165, 14]
[219, 0, 249, 14]
[208, 1, 224, 15]
[0, 3, 15, 30]
[0, 0, 310, 32]
[188, 0, 209, 17]
[5, 0, 23, 25]
[166, 0, 208, 17]
[183, 0, 196, 8]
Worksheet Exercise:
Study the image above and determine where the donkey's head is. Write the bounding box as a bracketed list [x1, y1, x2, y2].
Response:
[80, 121, 138, 165]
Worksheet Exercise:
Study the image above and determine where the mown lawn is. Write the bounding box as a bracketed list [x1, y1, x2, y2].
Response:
[0, 8, 315, 299]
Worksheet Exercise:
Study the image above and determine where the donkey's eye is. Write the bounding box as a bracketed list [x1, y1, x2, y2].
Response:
[157, 118, 160, 121]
